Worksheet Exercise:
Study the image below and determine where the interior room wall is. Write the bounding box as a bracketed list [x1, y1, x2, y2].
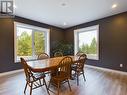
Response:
[64, 12, 127, 72]
[0, 12, 127, 73]
[0, 16, 64, 73]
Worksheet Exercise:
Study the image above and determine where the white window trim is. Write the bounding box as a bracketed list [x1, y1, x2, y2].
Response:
[74, 25, 99, 60]
[14, 22, 50, 62]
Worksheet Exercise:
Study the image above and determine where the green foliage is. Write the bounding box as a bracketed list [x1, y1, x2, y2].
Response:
[17, 31, 45, 56]
[17, 32, 32, 56]
[89, 37, 97, 54]
[79, 37, 97, 54]
[52, 41, 74, 56]
[34, 31, 45, 55]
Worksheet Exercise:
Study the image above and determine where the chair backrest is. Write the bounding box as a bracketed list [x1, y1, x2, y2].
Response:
[54, 51, 63, 57]
[76, 51, 85, 56]
[77, 54, 87, 71]
[20, 58, 33, 81]
[37, 53, 49, 60]
[57, 56, 72, 78]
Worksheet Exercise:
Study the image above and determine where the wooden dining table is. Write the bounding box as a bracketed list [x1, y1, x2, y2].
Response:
[27, 56, 79, 73]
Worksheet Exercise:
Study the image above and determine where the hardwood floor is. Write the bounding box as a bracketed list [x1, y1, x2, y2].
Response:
[0, 66, 127, 95]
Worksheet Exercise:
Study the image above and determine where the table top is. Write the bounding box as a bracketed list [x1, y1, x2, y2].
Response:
[27, 56, 79, 72]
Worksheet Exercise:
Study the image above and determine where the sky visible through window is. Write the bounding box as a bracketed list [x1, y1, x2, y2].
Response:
[17, 27, 32, 36]
[79, 30, 97, 47]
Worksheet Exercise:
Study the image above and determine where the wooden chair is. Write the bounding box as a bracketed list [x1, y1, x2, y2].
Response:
[76, 51, 85, 56]
[54, 51, 63, 57]
[71, 54, 87, 86]
[48, 56, 72, 95]
[20, 58, 50, 95]
[37, 53, 49, 60]
[37, 53, 51, 76]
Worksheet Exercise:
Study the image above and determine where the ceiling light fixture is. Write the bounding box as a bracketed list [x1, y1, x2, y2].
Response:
[63, 22, 67, 25]
[112, 4, 117, 9]
[61, 3, 66, 7]
[13, 5, 17, 9]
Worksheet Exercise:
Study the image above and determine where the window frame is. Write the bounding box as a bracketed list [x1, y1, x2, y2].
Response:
[74, 25, 99, 60]
[14, 22, 50, 62]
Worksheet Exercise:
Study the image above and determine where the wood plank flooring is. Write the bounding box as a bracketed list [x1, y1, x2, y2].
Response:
[0, 66, 127, 95]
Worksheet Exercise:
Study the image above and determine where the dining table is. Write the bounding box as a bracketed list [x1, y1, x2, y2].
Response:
[27, 55, 80, 73]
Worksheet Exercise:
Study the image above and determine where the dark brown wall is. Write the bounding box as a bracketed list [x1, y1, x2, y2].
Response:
[65, 12, 127, 72]
[0, 16, 64, 73]
[1, 12, 127, 73]
[0, 18, 21, 72]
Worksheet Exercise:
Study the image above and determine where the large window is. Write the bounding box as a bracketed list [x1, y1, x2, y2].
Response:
[14, 22, 50, 62]
[74, 25, 99, 60]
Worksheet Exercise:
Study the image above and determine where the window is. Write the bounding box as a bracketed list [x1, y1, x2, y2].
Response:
[74, 25, 99, 60]
[14, 22, 50, 62]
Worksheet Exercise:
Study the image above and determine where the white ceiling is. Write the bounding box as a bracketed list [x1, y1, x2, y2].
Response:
[15, 0, 127, 29]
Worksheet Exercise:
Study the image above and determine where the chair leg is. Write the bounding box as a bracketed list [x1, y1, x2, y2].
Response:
[77, 73, 79, 86]
[57, 82, 60, 95]
[82, 72, 86, 82]
[48, 79, 51, 89]
[67, 79, 71, 91]
[43, 78, 50, 95]
[24, 82, 28, 93]
[30, 83, 33, 95]
[43, 78, 45, 85]
[39, 79, 42, 85]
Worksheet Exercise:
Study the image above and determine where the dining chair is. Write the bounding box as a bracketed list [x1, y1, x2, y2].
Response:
[37, 53, 49, 60]
[76, 51, 85, 56]
[54, 51, 63, 57]
[48, 56, 72, 95]
[20, 58, 50, 95]
[71, 54, 87, 86]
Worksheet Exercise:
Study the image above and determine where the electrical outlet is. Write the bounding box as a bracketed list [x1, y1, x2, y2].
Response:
[120, 64, 123, 67]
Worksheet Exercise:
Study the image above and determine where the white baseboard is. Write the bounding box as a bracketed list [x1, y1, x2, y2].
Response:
[0, 65, 127, 77]
[0, 69, 23, 77]
[86, 65, 127, 75]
